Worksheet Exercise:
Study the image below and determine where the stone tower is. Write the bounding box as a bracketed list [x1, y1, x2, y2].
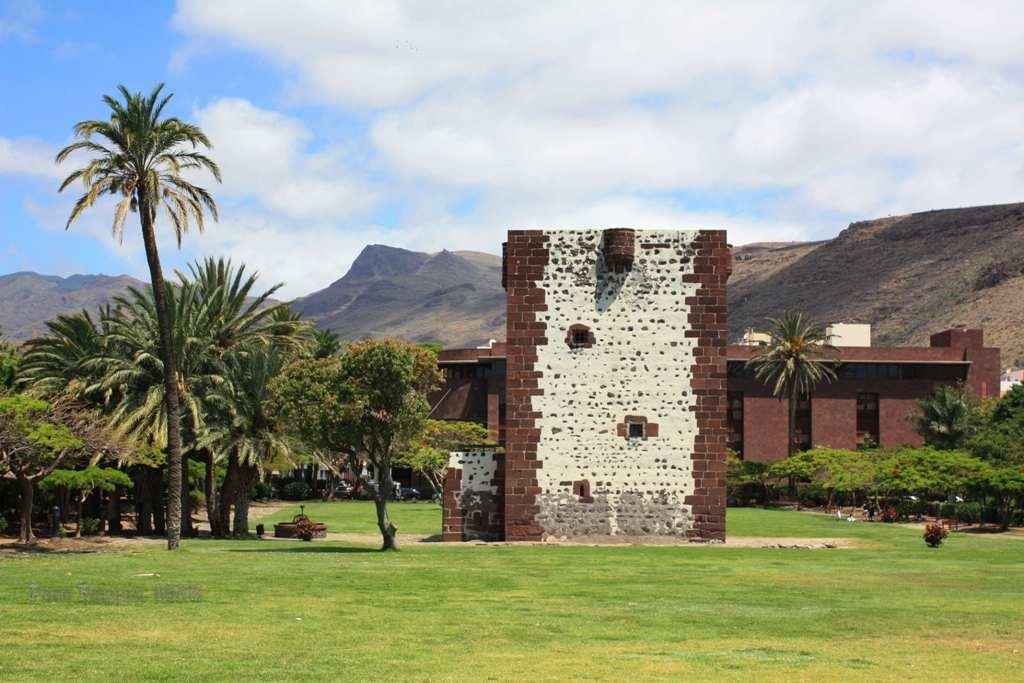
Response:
[502, 228, 730, 541]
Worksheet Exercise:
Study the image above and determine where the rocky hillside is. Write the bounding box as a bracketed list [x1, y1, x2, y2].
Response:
[729, 202, 1024, 366]
[291, 245, 505, 347]
[5, 203, 1023, 363]
[0, 272, 145, 342]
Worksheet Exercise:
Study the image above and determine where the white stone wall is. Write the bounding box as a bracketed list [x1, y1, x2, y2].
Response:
[531, 229, 703, 537]
[448, 449, 499, 496]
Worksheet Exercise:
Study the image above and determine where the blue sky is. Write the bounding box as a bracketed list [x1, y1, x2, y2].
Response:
[2, 1, 1024, 298]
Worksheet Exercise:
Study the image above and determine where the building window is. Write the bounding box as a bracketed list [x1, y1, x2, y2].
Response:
[856, 392, 880, 448]
[565, 323, 595, 349]
[727, 391, 744, 456]
[617, 415, 658, 440]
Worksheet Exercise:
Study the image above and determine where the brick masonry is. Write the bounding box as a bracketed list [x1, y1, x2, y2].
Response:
[503, 228, 730, 542]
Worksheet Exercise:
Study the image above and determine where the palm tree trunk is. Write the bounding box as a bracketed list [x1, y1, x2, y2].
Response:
[18, 475, 35, 544]
[150, 468, 166, 536]
[233, 464, 256, 538]
[204, 449, 220, 537]
[181, 466, 192, 537]
[137, 190, 183, 551]
[75, 491, 85, 538]
[218, 453, 239, 538]
[134, 468, 152, 535]
[106, 486, 122, 534]
[787, 385, 798, 458]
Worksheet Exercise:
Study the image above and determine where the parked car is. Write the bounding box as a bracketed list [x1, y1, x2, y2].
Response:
[333, 481, 355, 499]
[398, 487, 424, 501]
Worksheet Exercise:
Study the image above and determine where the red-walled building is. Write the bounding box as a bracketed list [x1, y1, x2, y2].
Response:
[433, 328, 1000, 464]
[726, 328, 1000, 461]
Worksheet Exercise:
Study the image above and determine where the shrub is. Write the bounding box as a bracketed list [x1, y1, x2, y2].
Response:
[954, 501, 982, 524]
[280, 481, 313, 501]
[0, 516, 8, 534]
[294, 517, 318, 541]
[79, 517, 102, 536]
[939, 502, 957, 519]
[252, 482, 273, 501]
[923, 522, 948, 548]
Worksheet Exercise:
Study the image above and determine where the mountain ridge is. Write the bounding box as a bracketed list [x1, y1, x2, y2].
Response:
[4, 202, 1023, 365]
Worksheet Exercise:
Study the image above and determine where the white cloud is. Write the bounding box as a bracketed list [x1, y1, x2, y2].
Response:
[171, 0, 1024, 241]
[192, 98, 378, 220]
[17, 1, 1019, 296]
[0, 137, 64, 180]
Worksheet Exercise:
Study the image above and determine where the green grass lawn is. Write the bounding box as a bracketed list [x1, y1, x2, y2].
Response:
[261, 500, 443, 536]
[1, 508, 1022, 681]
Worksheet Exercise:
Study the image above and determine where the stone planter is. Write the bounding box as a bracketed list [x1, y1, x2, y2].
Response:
[273, 522, 327, 539]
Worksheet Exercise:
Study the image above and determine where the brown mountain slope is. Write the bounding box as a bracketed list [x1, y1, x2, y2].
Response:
[291, 245, 505, 347]
[0, 272, 146, 342]
[729, 202, 1024, 366]
[6, 203, 1021, 360]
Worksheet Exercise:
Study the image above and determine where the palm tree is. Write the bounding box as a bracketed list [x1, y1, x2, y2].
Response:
[56, 84, 221, 549]
[311, 329, 343, 359]
[746, 311, 838, 457]
[181, 258, 308, 535]
[201, 345, 295, 537]
[19, 310, 110, 399]
[915, 383, 979, 449]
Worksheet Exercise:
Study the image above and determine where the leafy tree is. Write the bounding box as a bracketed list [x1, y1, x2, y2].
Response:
[915, 383, 982, 449]
[869, 446, 990, 502]
[0, 396, 126, 543]
[395, 420, 493, 496]
[725, 451, 774, 504]
[770, 448, 875, 508]
[746, 311, 837, 456]
[269, 340, 440, 549]
[56, 84, 221, 549]
[981, 466, 1024, 530]
[40, 466, 132, 537]
[966, 384, 1024, 528]
[0, 341, 19, 393]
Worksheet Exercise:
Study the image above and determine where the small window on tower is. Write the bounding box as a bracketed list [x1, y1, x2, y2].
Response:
[628, 422, 645, 439]
[565, 323, 595, 349]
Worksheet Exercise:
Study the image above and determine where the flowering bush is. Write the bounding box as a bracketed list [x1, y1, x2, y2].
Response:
[923, 522, 948, 548]
[294, 517, 318, 542]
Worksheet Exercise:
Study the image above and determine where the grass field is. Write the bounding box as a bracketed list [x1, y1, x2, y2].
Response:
[1, 506, 1022, 681]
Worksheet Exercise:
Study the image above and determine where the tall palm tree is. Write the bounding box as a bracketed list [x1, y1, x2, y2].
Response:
[746, 311, 838, 457]
[56, 84, 221, 549]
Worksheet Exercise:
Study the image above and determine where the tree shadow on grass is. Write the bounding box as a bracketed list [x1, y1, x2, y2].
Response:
[223, 545, 380, 554]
